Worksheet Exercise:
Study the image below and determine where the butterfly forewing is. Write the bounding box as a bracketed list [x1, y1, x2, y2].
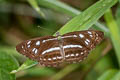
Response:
[16, 36, 63, 67]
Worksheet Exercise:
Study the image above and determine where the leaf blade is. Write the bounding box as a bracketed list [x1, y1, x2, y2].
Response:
[104, 9, 120, 67]
[97, 69, 118, 80]
[28, 0, 45, 18]
[111, 71, 120, 80]
[11, 59, 38, 74]
[0, 51, 19, 80]
[58, 0, 117, 35]
[37, 0, 109, 36]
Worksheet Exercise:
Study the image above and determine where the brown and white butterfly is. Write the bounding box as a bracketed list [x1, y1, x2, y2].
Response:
[16, 30, 104, 67]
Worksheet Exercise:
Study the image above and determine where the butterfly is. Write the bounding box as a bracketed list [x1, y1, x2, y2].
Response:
[16, 30, 104, 67]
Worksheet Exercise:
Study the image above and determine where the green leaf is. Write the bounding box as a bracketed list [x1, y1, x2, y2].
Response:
[116, 4, 120, 31]
[37, 0, 80, 17]
[111, 71, 120, 80]
[11, 59, 38, 74]
[0, 69, 15, 80]
[58, 0, 117, 35]
[0, 51, 19, 72]
[104, 9, 120, 67]
[37, 0, 110, 36]
[28, 0, 45, 18]
[97, 69, 118, 80]
[0, 51, 19, 80]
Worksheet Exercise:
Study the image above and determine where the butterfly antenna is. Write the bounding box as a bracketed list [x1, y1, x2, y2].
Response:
[37, 25, 55, 33]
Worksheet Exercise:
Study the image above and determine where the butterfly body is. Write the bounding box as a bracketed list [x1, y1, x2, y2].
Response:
[16, 30, 104, 67]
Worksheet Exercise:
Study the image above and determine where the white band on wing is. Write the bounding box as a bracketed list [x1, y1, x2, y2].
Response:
[42, 45, 82, 55]
[42, 35, 77, 43]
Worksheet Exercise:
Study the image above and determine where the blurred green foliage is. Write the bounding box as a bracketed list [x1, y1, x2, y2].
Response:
[0, 0, 120, 80]
[0, 51, 19, 80]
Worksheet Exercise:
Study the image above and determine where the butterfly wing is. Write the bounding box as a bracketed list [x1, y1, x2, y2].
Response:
[62, 30, 104, 63]
[16, 30, 104, 67]
[16, 36, 63, 67]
